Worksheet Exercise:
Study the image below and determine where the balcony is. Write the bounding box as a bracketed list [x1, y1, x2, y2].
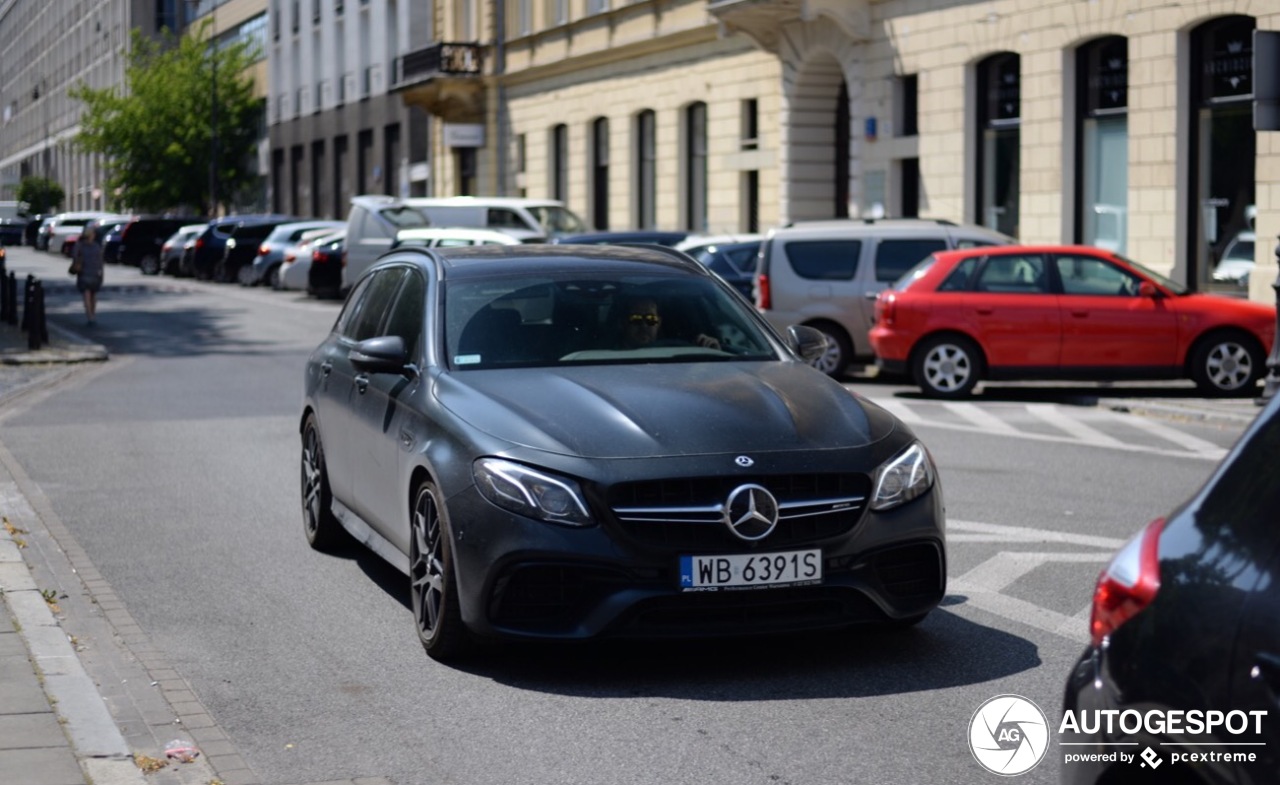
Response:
[707, 0, 868, 52]
[393, 42, 485, 122]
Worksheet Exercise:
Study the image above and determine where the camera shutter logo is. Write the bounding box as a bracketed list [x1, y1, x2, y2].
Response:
[968, 695, 1050, 776]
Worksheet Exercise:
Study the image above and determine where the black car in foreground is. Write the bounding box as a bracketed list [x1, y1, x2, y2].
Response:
[301, 244, 946, 660]
[1061, 393, 1280, 783]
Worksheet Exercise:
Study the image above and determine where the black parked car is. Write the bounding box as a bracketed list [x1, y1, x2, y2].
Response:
[683, 240, 762, 300]
[300, 244, 946, 660]
[305, 232, 347, 298]
[115, 215, 204, 269]
[182, 214, 296, 279]
[216, 217, 307, 283]
[1061, 393, 1280, 783]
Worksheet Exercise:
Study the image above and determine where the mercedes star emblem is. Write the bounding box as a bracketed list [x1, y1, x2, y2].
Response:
[735, 456, 754, 467]
[723, 484, 779, 541]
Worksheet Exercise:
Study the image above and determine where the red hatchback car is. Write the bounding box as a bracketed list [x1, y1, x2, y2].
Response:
[870, 245, 1276, 398]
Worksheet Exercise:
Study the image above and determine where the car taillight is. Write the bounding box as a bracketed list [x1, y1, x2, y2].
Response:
[341, 249, 347, 268]
[755, 273, 771, 310]
[259, 245, 269, 256]
[876, 292, 896, 326]
[1089, 517, 1164, 647]
[195, 238, 205, 250]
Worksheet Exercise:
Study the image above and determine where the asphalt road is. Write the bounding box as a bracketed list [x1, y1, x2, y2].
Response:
[0, 245, 1251, 785]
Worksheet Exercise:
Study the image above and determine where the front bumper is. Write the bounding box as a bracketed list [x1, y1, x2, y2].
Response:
[445, 476, 946, 641]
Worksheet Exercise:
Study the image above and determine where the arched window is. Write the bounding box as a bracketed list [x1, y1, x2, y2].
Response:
[550, 123, 568, 202]
[1189, 15, 1255, 291]
[590, 117, 609, 230]
[684, 102, 707, 232]
[634, 110, 656, 229]
[976, 53, 1020, 238]
[1076, 36, 1128, 252]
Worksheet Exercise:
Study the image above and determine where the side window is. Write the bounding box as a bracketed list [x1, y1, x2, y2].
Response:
[487, 209, 527, 230]
[1055, 255, 1141, 296]
[874, 238, 948, 283]
[724, 246, 759, 273]
[938, 258, 979, 291]
[350, 269, 408, 341]
[383, 272, 426, 359]
[783, 240, 862, 280]
[334, 276, 375, 338]
[974, 254, 1048, 293]
[954, 237, 1004, 250]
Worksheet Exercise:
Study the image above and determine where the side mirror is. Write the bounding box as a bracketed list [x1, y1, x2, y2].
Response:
[787, 325, 830, 363]
[1138, 281, 1160, 298]
[350, 335, 412, 375]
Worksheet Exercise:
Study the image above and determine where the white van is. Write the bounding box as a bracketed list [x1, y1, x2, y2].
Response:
[405, 196, 588, 243]
[343, 195, 588, 292]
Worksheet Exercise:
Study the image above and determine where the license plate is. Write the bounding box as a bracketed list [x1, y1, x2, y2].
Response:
[679, 549, 822, 591]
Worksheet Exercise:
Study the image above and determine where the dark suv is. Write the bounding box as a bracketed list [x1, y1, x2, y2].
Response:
[182, 214, 296, 280]
[115, 216, 203, 269]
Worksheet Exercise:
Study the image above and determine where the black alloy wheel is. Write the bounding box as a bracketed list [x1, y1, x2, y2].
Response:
[410, 481, 470, 661]
[139, 254, 160, 276]
[301, 415, 344, 550]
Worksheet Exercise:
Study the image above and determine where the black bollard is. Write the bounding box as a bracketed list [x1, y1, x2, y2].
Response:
[0, 259, 7, 323]
[26, 280, 45, 350]
[1256, 234, 1280, 405]
[20, 274, 33, 333]
[4, 271, 15, 326]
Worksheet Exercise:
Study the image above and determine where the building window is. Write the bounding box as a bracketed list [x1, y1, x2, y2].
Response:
[836, 81, 849, 218]
[741, 99, 758, 150]
[513, 133, 527, 197]
[976, 53, 1020, 238]
[591, 117, 609, 230]
[515, 0, 532, 36]
[587, 0, 608, 13]
[1076, 36, 1128, 253]
[635, 110, 656, 229]
[546, 0, 567, 25]
[898, 74, 918, 137]
[684, 102, 707, 232]
[1190, 15, 1256, 291]
[551, 124, 568, 202]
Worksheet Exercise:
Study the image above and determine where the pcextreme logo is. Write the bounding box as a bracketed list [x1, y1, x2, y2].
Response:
[969, 697, 1270, 777]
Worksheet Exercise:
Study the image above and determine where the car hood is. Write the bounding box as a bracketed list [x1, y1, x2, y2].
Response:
[435, 362, 889, 459]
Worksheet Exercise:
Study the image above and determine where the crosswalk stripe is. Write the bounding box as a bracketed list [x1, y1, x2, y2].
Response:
[1119, 412, 1228, 457]
[943, 401, 1020, 434]
[1025, 403, 1126, 447]
[866, 397, 926, 426]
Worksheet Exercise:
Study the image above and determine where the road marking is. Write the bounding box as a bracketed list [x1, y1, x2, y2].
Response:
[1025, 403, 1126, 447]
[947, 545, 1112, 641]
[868, 397, 926, 426]
[943, 402, 1020, 434]
[1119, 413, 1228, 458]
[949, 519, 1127, 549]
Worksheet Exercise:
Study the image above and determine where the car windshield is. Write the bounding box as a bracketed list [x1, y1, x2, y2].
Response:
[444, 272, 779, 370]
[529, 206, 587, 235]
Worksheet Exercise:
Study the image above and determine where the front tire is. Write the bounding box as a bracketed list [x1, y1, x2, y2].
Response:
[410, 481, 471, 661]
[913, 335, 982, 398]
[139, 254, 160, 276]
[301, 415, 344, 550]
[1190, 332, 1264, 396]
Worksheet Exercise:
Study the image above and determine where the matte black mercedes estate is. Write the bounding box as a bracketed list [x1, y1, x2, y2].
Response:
[300, 244, 946, 659]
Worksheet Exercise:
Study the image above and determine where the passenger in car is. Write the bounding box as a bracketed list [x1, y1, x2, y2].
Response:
[616, 295, 720, 350]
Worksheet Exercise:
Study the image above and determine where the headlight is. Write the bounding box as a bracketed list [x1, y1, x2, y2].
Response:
[473, 458, 594, 526]
[870, 442, 936, 511]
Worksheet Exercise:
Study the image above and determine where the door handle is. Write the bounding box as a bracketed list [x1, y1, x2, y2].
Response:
[355, 374, 369, 394]
[320, 361, 332, 377]
[976, 307, 994, 316]
[1070, 311, 1090, 318]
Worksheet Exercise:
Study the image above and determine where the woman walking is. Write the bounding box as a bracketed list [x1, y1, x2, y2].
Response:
[71, 225, 104, 325]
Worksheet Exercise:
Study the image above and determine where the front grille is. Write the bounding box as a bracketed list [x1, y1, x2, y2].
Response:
[608, 473, 870, 551]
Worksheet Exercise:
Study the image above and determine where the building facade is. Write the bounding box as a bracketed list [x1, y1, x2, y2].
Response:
[0, 0, 270, 214]
[389, 0, 1279, 297]
[266, 0, 433, 219]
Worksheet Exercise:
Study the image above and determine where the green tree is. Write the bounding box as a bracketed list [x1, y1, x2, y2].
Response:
[72, 21, 262, 216]
[15, 176, 65, 215]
